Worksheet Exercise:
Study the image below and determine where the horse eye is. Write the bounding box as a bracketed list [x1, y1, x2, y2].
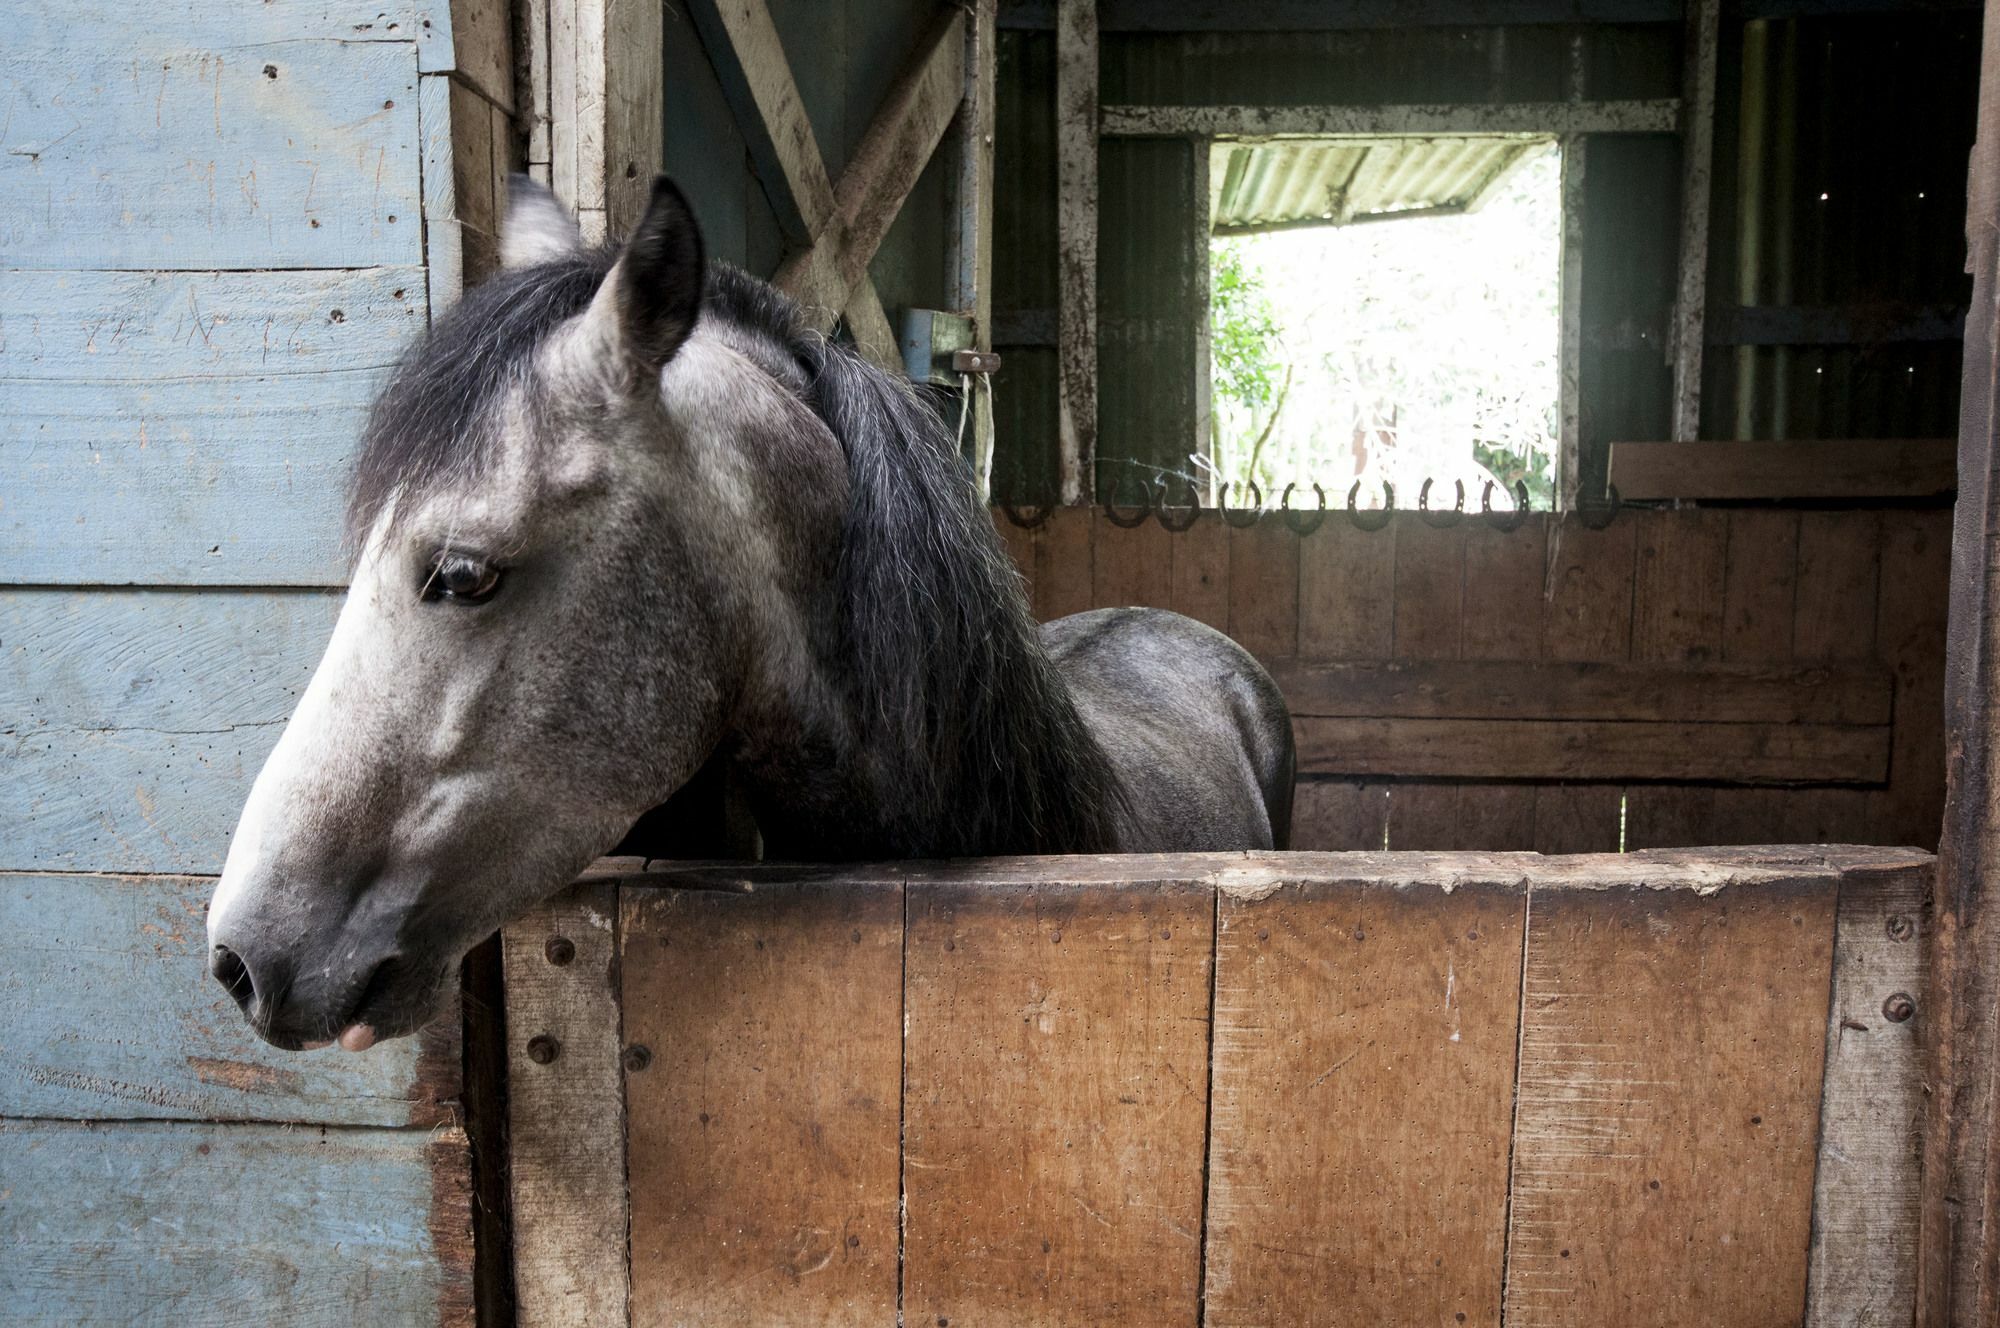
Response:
[424, 553, 502, 604]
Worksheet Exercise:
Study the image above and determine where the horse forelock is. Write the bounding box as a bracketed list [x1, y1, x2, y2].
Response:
[347, 248, 619, 549]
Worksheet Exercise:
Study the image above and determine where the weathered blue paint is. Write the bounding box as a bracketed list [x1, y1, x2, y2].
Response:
[0, 38, 423, 270]
[4, 590, 336, 872]
[8, 0, 455, 69]
[0, 873, 446, 1125]
[0, 1118, 469, 1326]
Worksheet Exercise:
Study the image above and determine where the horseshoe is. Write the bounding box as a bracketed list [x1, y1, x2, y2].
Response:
[1220, 480, 1265, 528]
[1347, 479, 1395, 532]
[1281, 482, 1328, 535]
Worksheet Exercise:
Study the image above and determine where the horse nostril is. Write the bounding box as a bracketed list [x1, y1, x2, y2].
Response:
[209, 945, 254, 1008]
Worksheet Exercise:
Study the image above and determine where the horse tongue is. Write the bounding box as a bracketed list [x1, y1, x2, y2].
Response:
[338, 1025, 378, 1053]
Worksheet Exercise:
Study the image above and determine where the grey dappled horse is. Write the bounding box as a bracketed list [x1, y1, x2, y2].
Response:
[206, 177, 1294, 1052]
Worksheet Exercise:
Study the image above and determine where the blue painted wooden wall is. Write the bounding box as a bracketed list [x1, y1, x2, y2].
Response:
[0, 0, 497, 1320]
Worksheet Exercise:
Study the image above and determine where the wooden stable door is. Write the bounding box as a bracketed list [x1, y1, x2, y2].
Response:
[503, 848, 1929, 1327]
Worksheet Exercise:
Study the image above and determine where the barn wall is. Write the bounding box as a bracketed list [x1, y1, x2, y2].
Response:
[0, 1, 501, 1318]
[660, 0, 961, 337]
[988, 9, 1978, 503]
[993, 504, 1948, 854]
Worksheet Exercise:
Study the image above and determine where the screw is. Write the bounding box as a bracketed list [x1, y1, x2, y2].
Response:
[526, 1034, 560, 1064]
[623, 1044, 653, 1073]
[1886, 914, 1915, 942]
[545, 935, 576, 966]
[1883, 992, 1917, 1024]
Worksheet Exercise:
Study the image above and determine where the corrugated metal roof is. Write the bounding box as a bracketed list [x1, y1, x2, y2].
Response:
[1210, 136, 1549, 233]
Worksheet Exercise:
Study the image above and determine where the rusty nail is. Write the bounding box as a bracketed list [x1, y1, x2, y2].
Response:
[545, 935, 575, 966]
[526, 1034, 560, 1065]
[1883, 992, 1917, 1023]
[1886, 914, 1915, 942]
[623, 1044, 653, 1073]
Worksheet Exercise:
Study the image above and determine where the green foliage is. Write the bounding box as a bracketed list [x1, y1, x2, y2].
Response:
[1210, 239, 1283, 414]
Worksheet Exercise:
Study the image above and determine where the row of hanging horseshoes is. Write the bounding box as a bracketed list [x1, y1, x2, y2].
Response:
[996, 476, 1625, 534]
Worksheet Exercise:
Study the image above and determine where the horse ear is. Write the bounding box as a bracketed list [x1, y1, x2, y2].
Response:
[603, 176, 706, 371]
[500, 175, 582, 269]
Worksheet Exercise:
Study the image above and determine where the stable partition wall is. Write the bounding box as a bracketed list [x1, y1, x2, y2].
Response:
[991, 505, 1950, 855]
[503, 847, 1929, 1328]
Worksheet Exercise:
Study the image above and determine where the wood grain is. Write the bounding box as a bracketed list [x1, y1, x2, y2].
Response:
[1610, 437, 1958, 500]
[1805, 862, 1929, 1326]
[1290, 778, 1390, 851]
[1035, 505, 1096, 621]
[1227, 513, 1301, 659]
[0, 872, 456, 1125]
[0, 1118, 472, 1327]
[1535, 515, 1637, 853]
[1298, 518, 1395, 661]
[1269, 658, 1891, 725]
[1091, 509, 1174, 609]
[1502, 881, 1838, 1326]
[622, 875, 904, 1327]
[1392, 518, 1465, 661]
[1294, 716, 1889, 783]
[901, 871, 1213, 1327]
[0, 34, 423, 270]
[1868, 509, 1950, 848]
[0, 270, 420, 585]
[503, 882, 630, 1328]
[1203, 877, 1525, 1326]
[1168, 512, 1231, 632]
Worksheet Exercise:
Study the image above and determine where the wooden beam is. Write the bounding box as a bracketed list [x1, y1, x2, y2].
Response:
[1000, 0, 1688, 28]
[1293, 716, 1889, 784]
[682, 0, 905, 369]
[771, 9, 966, 331]
[1672, 0, 1719, 442]
[949, 0, 999, 491]
[546, 0, 660, 242]
[1057, 0, 1099, 504]
[1559, 134, 1587, 506]
[1267, 658, 1894, 727]
[1102, 100, 1680, 138]
[1610, 438, 1958, 500]
[1919, 1, 2000, 1319]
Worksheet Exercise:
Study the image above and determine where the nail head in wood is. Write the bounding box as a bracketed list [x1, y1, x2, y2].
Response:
[526, 1034, 561, 1065]
[544, 935, 576, 966]
[952, 349, 1002, 374]
[1883, 992, 1917, 1023]
[623, 1044, 653, 1073]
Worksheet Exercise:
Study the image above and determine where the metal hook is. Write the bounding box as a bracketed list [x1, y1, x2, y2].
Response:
[1418, 478, 1466, 527]
[1219, 480, 1264, 528]
[1347, 479, 1395, 532]
[1155, 474, 1203, 532]
[1577, 483, 1622, 531]
[1104, 471, 1152, 529]
[1280, 482, 1327, 535]
[998, 500, 1053, 529]
[1481, 479, 1530, 533]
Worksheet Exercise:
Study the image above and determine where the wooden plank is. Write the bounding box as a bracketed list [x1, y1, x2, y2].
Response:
[1502, 881, 1839, 1326]
[602, 0, 663, 235]
[1869, 509, 1950, 848]
[1805, 862, 1930, 1326]
[1922, 7, 2000, 1315]
[1383, 780, 1463, 852]
[901, 870, 1213, 1327]
[1055, 0, 1098, 504]
[1167, 513, 1232, 633]
[993, 507, 1039, 592]
[0, 269, 421, 585]
[772, 10, 966, 330]
[1391, 517, 1465, 662]
[422, 72, 469, 309]
[1612, 438, 1959, 500]
[3, 590, 338, 873]
[1670, 0, 1719, 443]
[449, 76, 502, 282]
[1101, 100, 1681, 137]
[1296, 716, 1889, 783]
[503, 883, 629, 1328]
[447, 0, 514, 109]
[0, 1118, 472, 1326]
[1461, 516, 1548, 662]
[1091, 509, 1172, 608]
[622, 874, 904, 1326]
[1204, 877, 1524, 1325]
[1796, 511, 1883, 662]
[1558, 137, 1587, 505]
[1034, 503, 1095, 621]
[1298, 513, 1395, 661]
[1543, 518, 1637, 663]
[1289, 778, 1389, 851]
[1721, 508, 1802, 662]
[950, 0, 999, 475]
[1268, 659, 1891, 726]
[0, 872, 456, 1125]
[1227, 513, 1301, 659]
[0, 37, 422, 270]
[1631, 509, 1727, 662]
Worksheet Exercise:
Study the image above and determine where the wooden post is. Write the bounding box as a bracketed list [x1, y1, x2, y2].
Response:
[1919, 3, 2000, 1320]
[1672, 0, 1719, 444]
[546, 0, 661, 242]
[949, 0, 999, 492]
[1557, 35, 1588, 508]
[1192, 135, 1215, 504]
[1056, 0, 1099, 505]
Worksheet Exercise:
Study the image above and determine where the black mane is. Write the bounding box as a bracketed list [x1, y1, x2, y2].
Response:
[350, 257, 1124, 856]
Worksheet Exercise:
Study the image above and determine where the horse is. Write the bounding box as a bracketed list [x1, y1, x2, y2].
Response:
[205, 176, 1295, 1052]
